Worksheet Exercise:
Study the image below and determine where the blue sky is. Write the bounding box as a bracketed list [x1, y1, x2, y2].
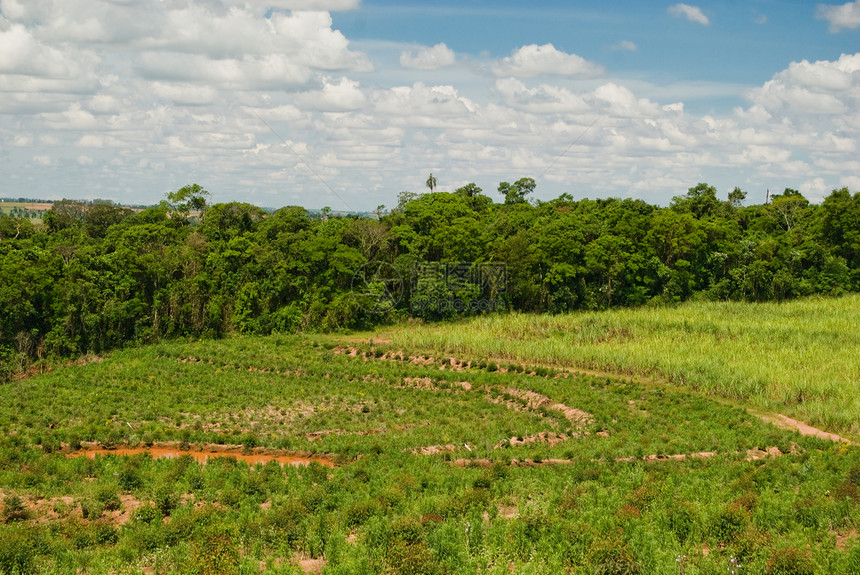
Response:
[1, 0, 859, 210]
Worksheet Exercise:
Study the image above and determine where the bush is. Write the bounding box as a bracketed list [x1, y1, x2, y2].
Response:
[386, 518, 438, 575]
[766, 547, 814, 575]
[0, 529, 35, 574]
[118, 463, 143, 491]
[709, 505, 749, 544]
[666, 503, 696, 544]
[189, 525, 240, 575]
[153, 484, 178, 516]
[346, 499, 380, 527]
[131, 504, 162, 525]
[96, 486, 121, 512]
[847, 540, 860, 574]
[386, 540, 439, 575]
[2, 495, 29, 523]
[588, 539, 642, 575]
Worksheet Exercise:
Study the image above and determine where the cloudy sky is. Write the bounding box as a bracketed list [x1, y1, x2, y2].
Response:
[1, 0, 859, 210]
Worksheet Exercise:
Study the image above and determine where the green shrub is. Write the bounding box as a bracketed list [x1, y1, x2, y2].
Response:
[588, 539, 642, 575]
[189, 525, 240, 575]
[386, 540, 439, 575]
[766, 547, 815, 575]
[731, 525, 771, 561]
[153, 484, 178, 516]
[666, 503, 696, 544]
[0, 528, 35, 574]
[709, 505, 749, 544]
[80, 498, 104, 520]
[96, 486, 121, 512]
[93, 521, 119, 545]
[346, 499, 380, 527]
[2, 495, 29, 523]
[118, 463, 143, 491]
[794, 497, 821, 528]
[131, 504, 162, 525]
[847, 540, 860, 574]
[266, 499, 307, 547]
[385, 518, 438, 575]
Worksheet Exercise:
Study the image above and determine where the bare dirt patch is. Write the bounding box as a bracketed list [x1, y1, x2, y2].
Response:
[756, 412, 856, 445]
[497, 387, 593, 428]
[296, 557, 326, 574]
[494, 432, 572, 449]
[411, 444, 457, 455]
[70, 442, 337, 468]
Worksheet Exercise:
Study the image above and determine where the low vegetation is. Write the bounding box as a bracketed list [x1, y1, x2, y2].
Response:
[1, 322, 860, 573]
[2, 183, 860, 382]
[386, 294, 860, 436]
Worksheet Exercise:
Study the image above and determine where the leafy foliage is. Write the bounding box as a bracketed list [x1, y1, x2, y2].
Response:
[1, 183, 859, 377]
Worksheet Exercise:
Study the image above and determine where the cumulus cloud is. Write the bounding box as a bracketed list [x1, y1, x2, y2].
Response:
[494, 78, 590, 114]
[609, 41, 638, 52]
[668, 4, 710, 25]
[591, 83, 663, 118]
[492, 44, 604, 78]
[816, 1, 860, 32]
[0, 22, 98, 77]
[1, 0, 859, 208]
[400, 43, 456, 70]
[745, 54, 860, 115]
[294, 77, 367, 111]
[372, 83, 476, 126]
[223, 0, 360, 10]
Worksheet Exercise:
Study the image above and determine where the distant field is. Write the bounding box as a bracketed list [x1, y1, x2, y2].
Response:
[3, 333, 860, 573]
[0, 200, 52, 221]
[384, 294, 860, 437]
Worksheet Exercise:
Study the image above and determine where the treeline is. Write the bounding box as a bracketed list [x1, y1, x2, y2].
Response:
[1, 181, 858, 378]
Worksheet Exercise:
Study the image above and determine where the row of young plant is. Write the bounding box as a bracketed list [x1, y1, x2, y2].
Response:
[2, 333, 859, 572]
[3, 431, 860, 573]
[386, 294, 860, 436]
[1, 182, 859, 380]
[0, 335, 807, 462]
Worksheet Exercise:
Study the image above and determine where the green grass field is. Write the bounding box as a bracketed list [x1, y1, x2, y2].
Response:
[383, 294, 860, 437]
[0, 201, 51, 222]
[2, 313, 860, 573]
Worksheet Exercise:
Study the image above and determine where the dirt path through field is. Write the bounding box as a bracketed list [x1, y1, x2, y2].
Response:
[343, 337, 858, 446]
[754, 412, 856, 445]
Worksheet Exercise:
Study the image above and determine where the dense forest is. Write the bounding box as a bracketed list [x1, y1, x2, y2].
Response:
[1, 181, 858, 380]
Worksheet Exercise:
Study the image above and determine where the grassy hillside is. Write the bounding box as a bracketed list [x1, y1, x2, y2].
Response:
[384, 294, 860, 436]
[1, 331, 860, 573]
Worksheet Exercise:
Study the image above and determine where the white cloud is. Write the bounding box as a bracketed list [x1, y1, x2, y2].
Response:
[0, 22, 98, 77]
[492, 44, 604, 78]
[0, 1, 859, 209]
[609, 41, 638, 52]
[400, 43, 456, 70]
[294, 77, 367, 111]
[222, 0, 361, 11]
[746, 54, 860, 115]
[668, 4, 710, 25]
[494, 78, 590, 114]
[817, 1, 860, 32]
[372, 82, 477, 126]
[150, 82, 220, 106]
[591, 83, 662, 118]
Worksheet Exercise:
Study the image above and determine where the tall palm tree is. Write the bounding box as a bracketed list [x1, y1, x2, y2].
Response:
[425, 173, 437, 192]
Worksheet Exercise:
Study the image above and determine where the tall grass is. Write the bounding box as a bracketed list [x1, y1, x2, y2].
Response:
[387, 295, 860, 435]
